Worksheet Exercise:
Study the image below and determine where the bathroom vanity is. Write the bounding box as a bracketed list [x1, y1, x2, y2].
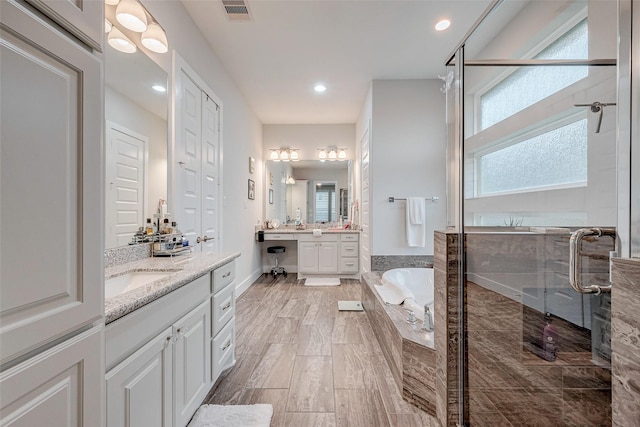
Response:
[260, 229, 360, 279]
[104, 252, 240, 427]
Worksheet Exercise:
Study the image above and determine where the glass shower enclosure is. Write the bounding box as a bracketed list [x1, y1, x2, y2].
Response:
[445, 0, 629, 425]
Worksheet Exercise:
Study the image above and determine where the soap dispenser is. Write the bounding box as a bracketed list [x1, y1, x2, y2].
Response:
[422, 304, 434, 331]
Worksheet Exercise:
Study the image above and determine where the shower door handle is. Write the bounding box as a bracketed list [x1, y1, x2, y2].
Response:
[569, 227, 616, 294]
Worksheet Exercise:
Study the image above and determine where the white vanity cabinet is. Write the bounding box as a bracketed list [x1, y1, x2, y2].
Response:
[298, 234, 339, 274]
[106, 259, 237, 427]
[340, 233, 360, 273]
[106, 275, 212, 427]
[211, 261, 236, 383]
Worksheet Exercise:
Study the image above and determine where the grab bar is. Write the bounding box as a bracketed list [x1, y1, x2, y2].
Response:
[569, 227, 616, 294]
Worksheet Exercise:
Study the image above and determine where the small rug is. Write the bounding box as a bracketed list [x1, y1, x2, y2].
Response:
[304, 277, 341, 286]
[188, 404, 273, 427]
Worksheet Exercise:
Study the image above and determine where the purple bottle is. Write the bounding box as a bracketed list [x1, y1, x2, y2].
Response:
[542, 312, 558, 362]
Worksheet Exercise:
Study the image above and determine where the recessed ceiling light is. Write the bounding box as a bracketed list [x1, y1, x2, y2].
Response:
[435, 19, 451, 31]
[152, 85, 166, 92]
[314, 84, 327, 93]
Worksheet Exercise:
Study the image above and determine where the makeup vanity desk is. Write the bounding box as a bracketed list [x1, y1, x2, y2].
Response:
[257, 228, 360, 279]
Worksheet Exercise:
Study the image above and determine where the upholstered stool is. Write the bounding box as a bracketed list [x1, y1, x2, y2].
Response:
[267, 246, 287, 278]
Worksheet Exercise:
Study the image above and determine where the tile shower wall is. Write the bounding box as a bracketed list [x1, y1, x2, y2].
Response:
[611, 258, 640, 427]
[435, 230, 614, 426]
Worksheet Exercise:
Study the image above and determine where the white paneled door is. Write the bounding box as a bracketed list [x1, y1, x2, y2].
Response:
[106, 123, 147, 248]
[175, 67, 220, 255]
[201, 94, 220, 254]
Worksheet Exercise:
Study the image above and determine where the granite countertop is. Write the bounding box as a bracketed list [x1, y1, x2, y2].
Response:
[104, 251, 241, 324]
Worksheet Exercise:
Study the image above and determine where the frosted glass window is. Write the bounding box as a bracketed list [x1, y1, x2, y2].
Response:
[480, 20, 588, 130]
[478, 119, 587, 195]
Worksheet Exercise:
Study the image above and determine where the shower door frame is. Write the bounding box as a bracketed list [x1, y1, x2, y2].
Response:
[445, 1, 634, 425]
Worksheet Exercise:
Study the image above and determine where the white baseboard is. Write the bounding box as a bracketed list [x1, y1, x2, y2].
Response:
[235, 267, 263, 298]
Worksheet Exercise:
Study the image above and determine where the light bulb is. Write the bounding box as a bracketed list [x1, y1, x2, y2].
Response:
[280, 150, 289, 161]
[270, 150, 279, 160]
[338, 149, 347, 159]
[141, 22, 168, 53]
[116, 0, 148, 32]
[108, 27, 137, 53]
[328, 149, 337, 160]
[290, 150, 299, 161]
[318, 150, 327, 160]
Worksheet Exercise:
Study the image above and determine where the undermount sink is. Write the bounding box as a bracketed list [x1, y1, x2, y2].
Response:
[105, 271, 176, 299]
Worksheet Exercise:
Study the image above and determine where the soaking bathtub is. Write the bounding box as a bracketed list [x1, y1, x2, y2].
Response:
[375, 268, 434, 321]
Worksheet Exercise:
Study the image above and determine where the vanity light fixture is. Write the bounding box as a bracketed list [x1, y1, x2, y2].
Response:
[270, 149, 280, 161]
[141, 22, 168, 53]
[435, 19, 451, 31]
[338, 149, 347, 160]
[318, 149, 327, 160]
[105, 18, 113, 33]
[290, 150, 299, 161]
[280, 150, 290, 161]
[116, 0, 148, 32]
[328, 149, 337, 161]
[108, 26, 137, 53]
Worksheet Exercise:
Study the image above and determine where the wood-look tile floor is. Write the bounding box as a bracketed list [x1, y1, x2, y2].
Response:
[203, 275, 436, 427]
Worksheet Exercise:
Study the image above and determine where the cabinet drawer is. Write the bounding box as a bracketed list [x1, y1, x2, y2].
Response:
[340, 258, 359, 273]
[212, 319, 235, 382]
[264, 233, 294, 241]
[340, 242, 359, 257]
[298, 233, 338, 242]
[213, 261, 235, 294]
[341, 233, 359, 242]
[212, 284, 235, 336]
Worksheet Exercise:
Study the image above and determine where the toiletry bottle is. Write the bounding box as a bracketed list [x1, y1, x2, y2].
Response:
[145, 218, 154, 235]
[542, 312, 557, 362]
[161, 218, 171, 234]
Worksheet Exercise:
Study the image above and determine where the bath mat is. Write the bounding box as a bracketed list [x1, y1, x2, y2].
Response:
[338, 300, 363, 311]
[304, 277, 341, 286]
[188, 404, 272, 427]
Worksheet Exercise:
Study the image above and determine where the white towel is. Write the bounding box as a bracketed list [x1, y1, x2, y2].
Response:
[406, 197, 426, 247]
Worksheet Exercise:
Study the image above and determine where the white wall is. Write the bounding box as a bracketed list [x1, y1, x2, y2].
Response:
[143, 1, 264, 294]
[105, 86, 167, 219]
[370, 80, 447, 256]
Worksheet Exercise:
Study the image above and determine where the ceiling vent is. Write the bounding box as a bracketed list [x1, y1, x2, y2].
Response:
[222, 0, 252, 21]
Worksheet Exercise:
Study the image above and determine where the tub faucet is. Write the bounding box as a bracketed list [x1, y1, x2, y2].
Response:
[402, 308, 418, 324]
[422, 305, 434, 332]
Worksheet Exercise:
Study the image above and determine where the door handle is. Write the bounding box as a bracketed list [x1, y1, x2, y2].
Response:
[197, 235, 214, 244]
[569, 227, 616, 294]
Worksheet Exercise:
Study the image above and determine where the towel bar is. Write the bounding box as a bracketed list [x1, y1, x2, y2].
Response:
[388, 196, 439, 203]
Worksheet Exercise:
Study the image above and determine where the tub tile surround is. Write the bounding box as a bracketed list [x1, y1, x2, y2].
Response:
[435, 230, 614, 427]
[362, 273, 436, 415]
[371, 255, 434, 271]
[104, 251, 241, 323]
[611, 258, 640, 427]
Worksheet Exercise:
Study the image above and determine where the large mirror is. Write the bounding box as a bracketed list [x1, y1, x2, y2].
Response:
[265, 160, 352, 225]
[105, 47, 168, 248]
